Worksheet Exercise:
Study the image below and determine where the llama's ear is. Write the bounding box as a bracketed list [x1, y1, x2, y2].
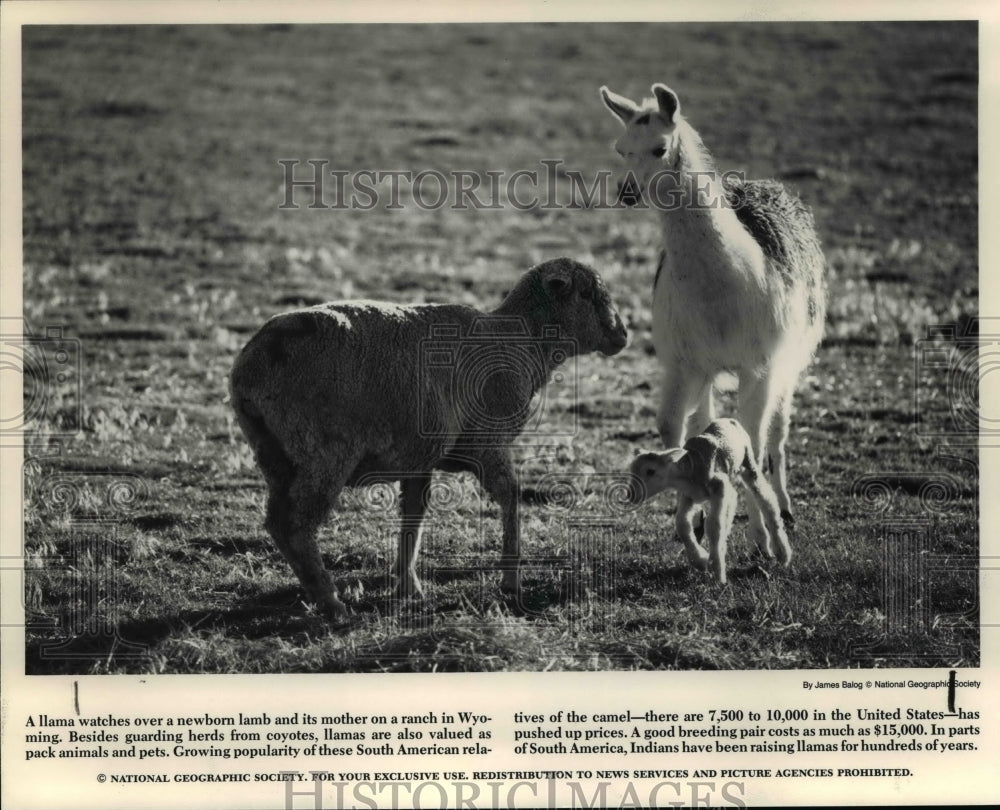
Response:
[600, 85, 639, 125]
[652, 84, 680, 122]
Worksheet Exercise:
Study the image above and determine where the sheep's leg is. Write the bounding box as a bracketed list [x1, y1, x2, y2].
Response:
[737, 371, 778, 560]
[476, 449, 521, 595]
[766, 386, 796, 528]
[265, 465, 349, 620]
[675, 495, 709, 571]
[394, 473, 432, 598]
[739, 463, 792, 566]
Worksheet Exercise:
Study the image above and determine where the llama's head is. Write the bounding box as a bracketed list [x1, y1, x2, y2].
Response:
[600, 83, 683, 206]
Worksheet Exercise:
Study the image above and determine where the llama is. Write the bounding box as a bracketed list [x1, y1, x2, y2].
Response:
[600, 83, 825, 552]
[626, 418, 792, 584]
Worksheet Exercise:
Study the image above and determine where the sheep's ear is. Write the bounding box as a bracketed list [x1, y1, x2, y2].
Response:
[652, 84, 680, 122]
[600, 85, 639, 125]
[544, 274, 573, 300]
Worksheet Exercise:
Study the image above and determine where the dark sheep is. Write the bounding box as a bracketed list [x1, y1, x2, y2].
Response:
[230, 258, 628, 619]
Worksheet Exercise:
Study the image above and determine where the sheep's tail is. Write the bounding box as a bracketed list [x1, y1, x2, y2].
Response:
[230, 387, 295, 487]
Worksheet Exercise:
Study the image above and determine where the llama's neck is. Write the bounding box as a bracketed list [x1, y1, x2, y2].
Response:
[656, 121, 763, 279]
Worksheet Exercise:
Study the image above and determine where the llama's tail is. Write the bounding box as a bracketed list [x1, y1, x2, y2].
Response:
[727, 178, 825, 281]
[726, 176, 826, 356]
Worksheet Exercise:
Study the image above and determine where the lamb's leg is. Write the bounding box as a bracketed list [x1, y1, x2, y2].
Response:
[675, 495, 709, 571]
[475, 449, 521, 595]
[739, 463, 792, 566]
[737, 371, 779, 559]
[265, 464, 349, 620]
[705, 477, 737, 585]
[394, 473, 432, 598]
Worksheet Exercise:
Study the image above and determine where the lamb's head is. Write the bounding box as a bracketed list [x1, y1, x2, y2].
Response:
[500, 258, 628, 357]
[600, 83, 683, 207]
[626, 447, 696, 504]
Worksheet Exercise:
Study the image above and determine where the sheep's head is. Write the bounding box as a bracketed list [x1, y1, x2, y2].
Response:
[507, 258, 628, 357]
[627, 448, 703, 503]
[600, 83, 683, 207]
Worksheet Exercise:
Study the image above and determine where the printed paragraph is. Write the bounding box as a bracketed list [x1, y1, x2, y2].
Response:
[511, 705, 980, 757]
[23, 709, 494, 761]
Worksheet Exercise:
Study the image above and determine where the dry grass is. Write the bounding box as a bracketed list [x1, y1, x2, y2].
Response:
[21, 22, 977, 673]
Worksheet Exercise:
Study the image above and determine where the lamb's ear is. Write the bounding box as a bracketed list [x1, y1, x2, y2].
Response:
[600, 85, 639, 125]
[652, 84, 680, 122]
[663, 448, 687, 465]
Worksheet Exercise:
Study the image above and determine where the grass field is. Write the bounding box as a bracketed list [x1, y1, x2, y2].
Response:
[19, 22, 978, 673]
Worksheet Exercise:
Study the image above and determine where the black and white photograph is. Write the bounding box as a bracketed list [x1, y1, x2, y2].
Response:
[14, 14, 979, 674]
[1, 2, 994, 808]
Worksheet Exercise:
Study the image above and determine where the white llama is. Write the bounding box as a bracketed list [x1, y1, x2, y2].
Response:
[600, 83, 825, 551]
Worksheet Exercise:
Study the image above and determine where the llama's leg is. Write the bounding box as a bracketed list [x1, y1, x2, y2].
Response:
[705, 478, 737, 584]
[686, 377, 716, 439]
[675, 495, 709, 571]
[739, 465, 792, 566]
[738, 372, 780, 559]
[475, 448, 521, 594]
[265, 461, 352, 619]
[657, 366, 703, 449]
[766, 387, 796, 527]
[685, 377, 716, 540]
[394, 473, 432, 598]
